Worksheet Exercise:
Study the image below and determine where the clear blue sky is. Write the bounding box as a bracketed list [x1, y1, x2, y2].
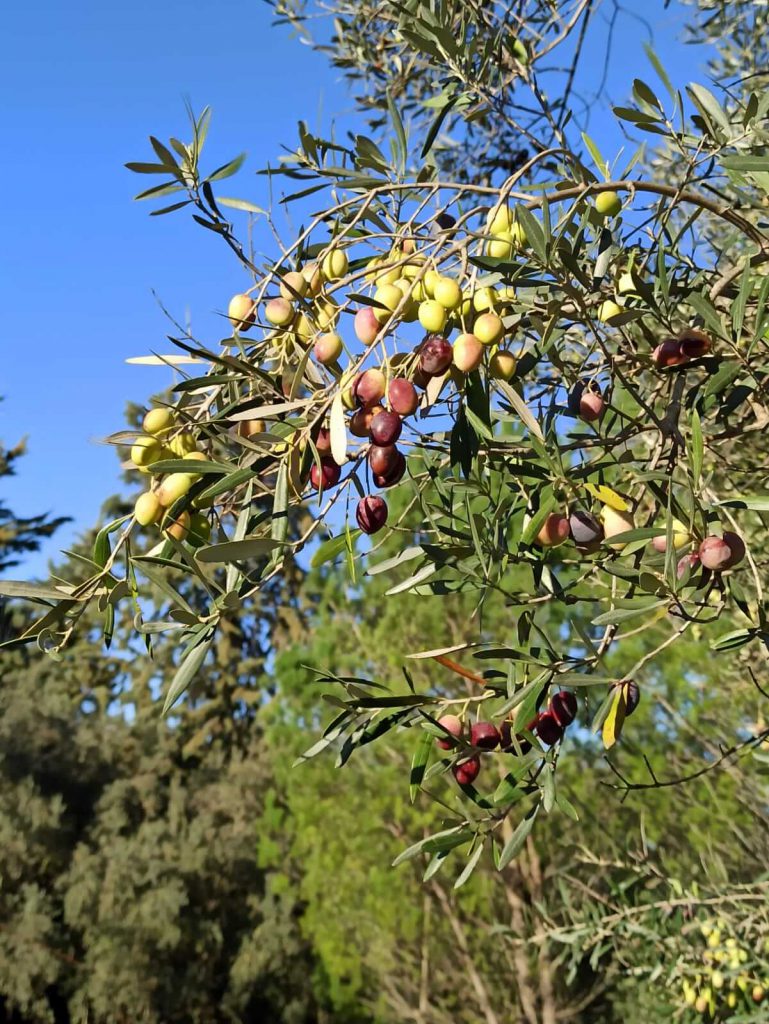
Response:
[1, 0, 710, 579]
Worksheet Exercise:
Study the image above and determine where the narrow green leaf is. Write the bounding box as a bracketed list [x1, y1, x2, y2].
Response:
[492, 773, 526, 806]
[421, 94, 458, 158]
[687, 291, 724, 337]
[715, 496, 769, 511]
[555, 791, 580, 821]
[217, 197, 266, 214]
[149, 200, 192, 217]
[0, 580, 81, 602]
[465, 404, 495, 442]
[423, 851, 450, 880]
[149, 458, 232, 476]
[496, 381, 544, 441]
[132, 562, 196, 617]
[196, 538, 286, 563]
[311, 530, 361, 569]
[542, 765, 556, 813]
[590, 687, 615, 734]
[125, 161, 176, 174]
[385, 563, 437, 596]
[687, 83, 729, 130]
[367, 546, 424, 576]
[197, 467, 257, 503]
[591, 599, 668, 626]
[271, 462, 289, 545]
[387, 90, 407, 174]
[162, 632, 214, 715]
[410, 730, 433, 802]
[498, 807, 538, 870]
[93, 530, 111, 570]
[134, 181, 184, 201]
[392, 826, 466, 867]
[690, 408, 703, 489]
[226, 481, 254, 594]
[454, 842, 484, 890]
[722, 155, 769, 172]
[732, 262, 753, 340]
[514, 206, 546, 263]
[581, 132, 608, 178]
[710, 629, 756, 651]
[644, 43, 676, 103]
[521, 492, 556, 545]
[633, 78, 663, 112]
[206, 152, 247, 182]
[149, 136, 180, 169]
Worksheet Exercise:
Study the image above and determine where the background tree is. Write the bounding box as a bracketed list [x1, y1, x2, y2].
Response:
[0, 410, 69, 575]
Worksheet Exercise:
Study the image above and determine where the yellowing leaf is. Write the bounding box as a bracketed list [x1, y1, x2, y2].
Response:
[585, 483, 630, 512]
[602, 685, 627, 750]
[330, 393, 348, 466]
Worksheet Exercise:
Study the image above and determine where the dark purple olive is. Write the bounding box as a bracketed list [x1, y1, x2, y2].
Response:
[678, 329, 711, 359]
[453, 756, 481, 785]
[368, 444, 400, 477]
[310, 458, 341, 491]
[569, 510, 604, 550]
[470, 721, 500, 750]
[356, 495, 388, 535]
[624, 680, 640, 716]
[723, 531, 746, 568]
[419, 335, 453, 376]
[369, 410, 402, 446]
[500, 720, 532, 754]
[373, 450, 406, 489]
[435, 212, 457, 231]
[534, 710, 563, 747]
[315, 427, 331, 455]
[550, 690, 577, 728]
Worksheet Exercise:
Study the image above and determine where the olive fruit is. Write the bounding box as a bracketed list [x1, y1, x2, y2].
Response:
[310, 458, 341, 491]
[550, 690, 577, 728]
[369, 410, 402, 446]
[453, 756, 481, 786]
[470, 722, 500, 750]
[419, 335, 453, 376]
[436, 714, 463, 750]
[534, 710, 563, 746]
[356, 495, 388, 535]
[134, 492, 162, 526]
[388, 378, 418, 417]
[373, 451, 406, 488]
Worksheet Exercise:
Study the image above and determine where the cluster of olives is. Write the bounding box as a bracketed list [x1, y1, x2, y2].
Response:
[221, 219, 533, 537]
[435, 689, 579, 786]
[214, 195, 635, 539]
[128, 190, 746, 583]
[680, 920, 766, 1017]
[650, 521, 746, 578]
[653, 328, 712, 368]
[534, 501, 744, 579]
[129, 408, 211, 545]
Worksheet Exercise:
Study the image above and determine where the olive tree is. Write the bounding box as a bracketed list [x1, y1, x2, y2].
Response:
[6, 0, 769, 915]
